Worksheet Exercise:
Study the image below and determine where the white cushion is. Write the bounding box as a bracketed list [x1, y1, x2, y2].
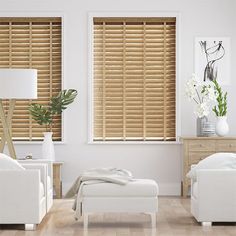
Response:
[192, 182, 198, 199]
[82, 179, 158, 197]
[187, 152, 236, 180]
[47, 176, 52, 191]
[40, 182, 45, 199]
[0, 153, 25, 170]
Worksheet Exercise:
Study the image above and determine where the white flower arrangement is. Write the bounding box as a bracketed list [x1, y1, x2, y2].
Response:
[185, 74, 216, 118]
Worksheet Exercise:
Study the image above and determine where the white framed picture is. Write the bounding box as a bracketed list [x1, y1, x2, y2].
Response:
[195, 37, 231, 85]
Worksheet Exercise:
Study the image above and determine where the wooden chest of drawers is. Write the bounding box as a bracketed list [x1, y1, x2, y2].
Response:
[181, 137, 236, 197]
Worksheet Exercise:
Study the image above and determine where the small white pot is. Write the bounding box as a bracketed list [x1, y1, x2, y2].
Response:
[215, 116, 229, 137]
[42, 132, 55, 161]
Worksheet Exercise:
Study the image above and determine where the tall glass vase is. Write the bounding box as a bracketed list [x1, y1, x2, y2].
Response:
[196, 116, 208, 137]
[42, 132, 55, 161]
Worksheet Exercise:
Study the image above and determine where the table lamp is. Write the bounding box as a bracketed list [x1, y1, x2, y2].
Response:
[0, 69, 37, 159]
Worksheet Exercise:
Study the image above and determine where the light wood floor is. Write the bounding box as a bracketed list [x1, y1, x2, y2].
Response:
[1, 197, 236, 236]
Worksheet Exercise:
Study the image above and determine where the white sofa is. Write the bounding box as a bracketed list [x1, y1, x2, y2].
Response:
[0, 163, 47, 230]
[18, 159, 53, 212]
[191, 169, 236, 226]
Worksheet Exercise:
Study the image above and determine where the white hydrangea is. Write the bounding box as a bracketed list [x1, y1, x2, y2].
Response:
[194, 102, 210, 118]
[185, 74, 216, 118]
[190, 73, 202, 87]
[185, 74, 202, 101]
[185, 84, 196, 100]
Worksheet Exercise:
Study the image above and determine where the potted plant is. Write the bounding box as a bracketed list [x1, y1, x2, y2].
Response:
[185, 74, 216, 136]
[29, 89, 78, 160]
[212, 80, 228, 136]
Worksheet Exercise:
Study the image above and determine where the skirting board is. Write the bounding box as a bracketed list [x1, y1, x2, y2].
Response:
[158, 183, 181, 196]
[63, 182, 181, 197]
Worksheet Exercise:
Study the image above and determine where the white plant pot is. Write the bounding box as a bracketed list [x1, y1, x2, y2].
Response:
[42, 132, 55, 161]
[215, 116, 229, 137]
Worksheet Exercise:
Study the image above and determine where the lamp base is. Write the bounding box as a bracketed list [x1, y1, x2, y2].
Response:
[0, 99, 16, 159]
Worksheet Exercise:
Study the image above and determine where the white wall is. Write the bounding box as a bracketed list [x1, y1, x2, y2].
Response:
[1, 0, 235, 195]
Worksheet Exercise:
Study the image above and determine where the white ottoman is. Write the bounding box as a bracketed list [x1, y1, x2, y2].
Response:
[82, 179, 158, 228]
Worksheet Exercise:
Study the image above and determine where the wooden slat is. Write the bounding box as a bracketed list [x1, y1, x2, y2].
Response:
[0, 17, 61, 23]
[94, 17, 176, 23]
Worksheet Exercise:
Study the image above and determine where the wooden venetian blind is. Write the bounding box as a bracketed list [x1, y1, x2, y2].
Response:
[0, 17, 62, 141]
[93, 17, 176, 141]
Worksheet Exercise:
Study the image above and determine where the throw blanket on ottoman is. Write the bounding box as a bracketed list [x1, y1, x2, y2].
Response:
[65, 167, 133, 219]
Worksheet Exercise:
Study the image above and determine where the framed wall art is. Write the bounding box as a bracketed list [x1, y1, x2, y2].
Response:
[195, 37, 230, 85]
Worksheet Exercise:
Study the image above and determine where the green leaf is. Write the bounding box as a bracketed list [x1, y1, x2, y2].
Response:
[212, 79, 227, 116]
[29, 104, 52, 126]
[29, 89, 78, 128]
[50, 89, 78, 114]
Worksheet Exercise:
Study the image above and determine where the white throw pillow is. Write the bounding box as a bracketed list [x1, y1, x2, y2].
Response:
[187, 152, 236, 180]
[0, 153, 25, 170]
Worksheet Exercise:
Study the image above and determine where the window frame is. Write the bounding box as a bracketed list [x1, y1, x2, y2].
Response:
[0, 12, 65, 143]
[88, 12, 181, 144]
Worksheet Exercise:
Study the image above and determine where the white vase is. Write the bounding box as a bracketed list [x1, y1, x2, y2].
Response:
[42, 132, 55, 161]
[215, 116, 229, 137]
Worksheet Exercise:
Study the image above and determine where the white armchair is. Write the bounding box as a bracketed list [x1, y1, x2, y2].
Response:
[18, 159, 53, 212]
[0, 163, 47, 230]
[191, 169, 236, 225]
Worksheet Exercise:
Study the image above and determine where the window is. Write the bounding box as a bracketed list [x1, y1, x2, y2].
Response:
[92, 17, 176, 141]
[0, 17, 62, 141]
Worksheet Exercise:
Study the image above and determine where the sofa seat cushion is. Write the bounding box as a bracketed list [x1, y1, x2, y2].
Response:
[82, 179, 158, 197]
[192, 182, 198, 199]
[47, 176, 52, 191]
[40, 182, 45, 199]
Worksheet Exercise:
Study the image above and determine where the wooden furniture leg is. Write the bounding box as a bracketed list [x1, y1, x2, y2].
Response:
[53, 162, 63, 198]
[0, 99, 16, 159]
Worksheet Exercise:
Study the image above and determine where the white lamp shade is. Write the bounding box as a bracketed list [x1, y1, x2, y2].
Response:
[0, 69, 37, 99]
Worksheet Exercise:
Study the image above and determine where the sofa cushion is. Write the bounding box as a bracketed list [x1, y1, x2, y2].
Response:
[192, 182, 198, 199]
[82, 179, 158, 197]
[187, 152, 236, 180]
[47, 176, 52, 191]
[40, 182, 45, 199]
[0, 153, 25, 170]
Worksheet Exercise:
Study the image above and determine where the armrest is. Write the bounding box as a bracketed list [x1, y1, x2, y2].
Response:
[190, 165, 197, 196]
[196, 169, 236, 212]
[18, 160, 53, 185]
[20, 160, 53, 189]
[21, 163, 47, 188]
[0, 170, 41, 211]
[191, 165, 196, 169]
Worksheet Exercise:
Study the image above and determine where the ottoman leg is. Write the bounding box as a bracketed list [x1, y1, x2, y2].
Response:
[25, 224, 36, 231]
[150, 213, 156, 228]
[84, 213, 89, 229]
[202, 222, 212, 226]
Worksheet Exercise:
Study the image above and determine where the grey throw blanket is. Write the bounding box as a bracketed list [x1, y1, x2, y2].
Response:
[65, 167, 133, 219]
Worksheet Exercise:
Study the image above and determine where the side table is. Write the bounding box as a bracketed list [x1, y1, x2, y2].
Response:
[53, 162, 63, 199]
